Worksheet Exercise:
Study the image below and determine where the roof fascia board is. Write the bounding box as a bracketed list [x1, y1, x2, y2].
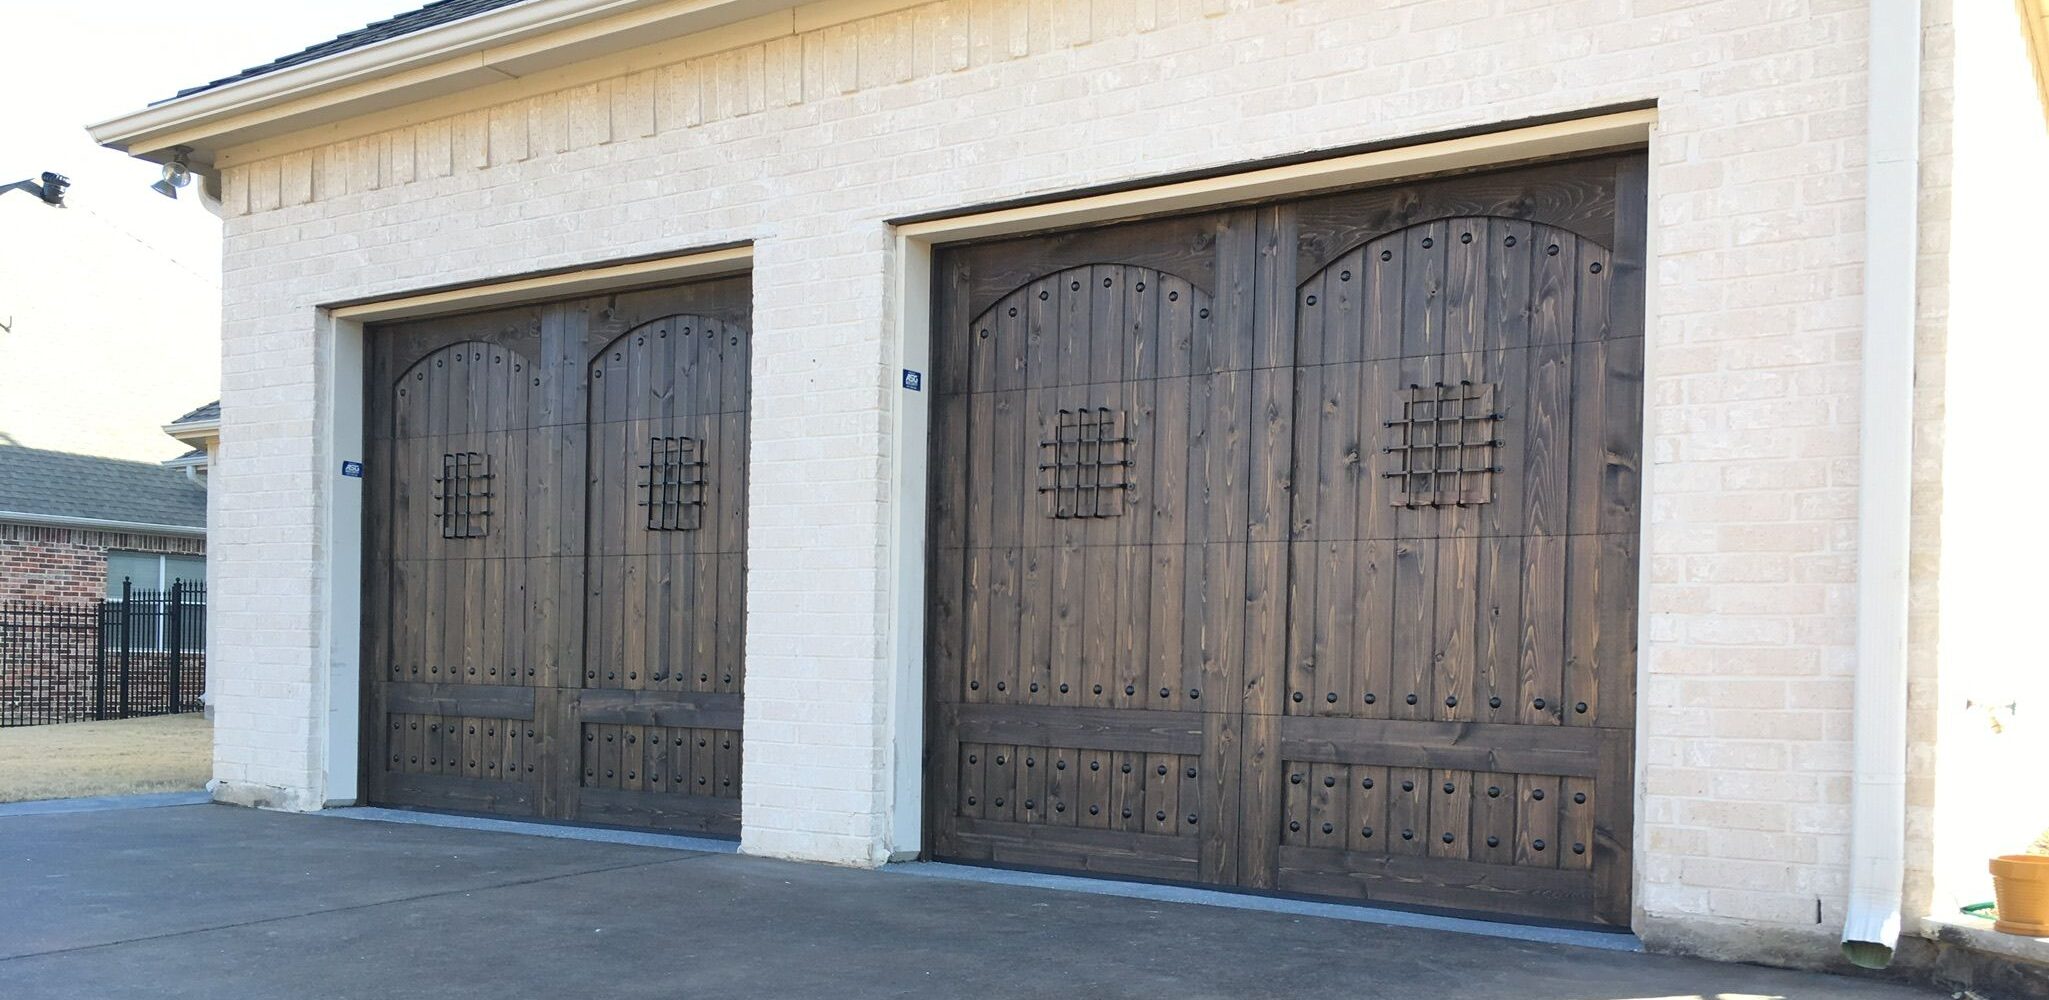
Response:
[0, 511, 207, 538]
[162, 418, 222, 437]
[87, 0, 814, 160]
[209, 5, 809, 167]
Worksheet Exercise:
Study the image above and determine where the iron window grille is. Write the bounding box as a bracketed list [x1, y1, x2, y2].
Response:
[640, 436, 706, 531]
[1039, 407, 1133, 519]
[434, 451, 494, 539]
[1383, 380, 1503, 508]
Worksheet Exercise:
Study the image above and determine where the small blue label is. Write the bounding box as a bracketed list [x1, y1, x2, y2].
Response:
[902, 369, 923, 392]
[341, 461, 364, 478]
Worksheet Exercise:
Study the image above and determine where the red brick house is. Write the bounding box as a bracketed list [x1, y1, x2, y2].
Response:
[0, 443, 207, 603]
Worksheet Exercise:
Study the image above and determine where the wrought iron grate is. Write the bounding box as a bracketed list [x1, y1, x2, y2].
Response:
[434, 451, 493, 538]
[640, 436, 706, 531]
[1039, 407, 1133, 519]
[1383, 380, 1503, 508]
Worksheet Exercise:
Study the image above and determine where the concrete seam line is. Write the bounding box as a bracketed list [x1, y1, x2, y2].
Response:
[318, 806, 741, 853]
[886, 862, 1644, 954]
[0, 854, 719, 965]
[0, 792, 213, 818]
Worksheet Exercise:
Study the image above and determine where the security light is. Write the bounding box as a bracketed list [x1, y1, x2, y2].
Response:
[151, 147, 194, 199]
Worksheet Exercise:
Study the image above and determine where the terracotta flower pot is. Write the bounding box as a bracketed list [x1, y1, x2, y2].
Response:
[1990, 854, 2049, 937]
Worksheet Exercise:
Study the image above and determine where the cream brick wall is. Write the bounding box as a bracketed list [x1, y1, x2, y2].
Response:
[201, 0, 1955, 965]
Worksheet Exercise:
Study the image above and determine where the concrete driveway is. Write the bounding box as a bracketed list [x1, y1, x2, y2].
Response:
[0, 801, 1937, 999]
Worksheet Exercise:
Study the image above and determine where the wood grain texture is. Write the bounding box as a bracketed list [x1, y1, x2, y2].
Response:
[925, 154, 1644, 926]
[364, 276, 750, 837]
[930, 226, 1252, 879]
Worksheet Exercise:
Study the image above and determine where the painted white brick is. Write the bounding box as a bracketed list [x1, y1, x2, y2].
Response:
[194, 0, 1960, 965]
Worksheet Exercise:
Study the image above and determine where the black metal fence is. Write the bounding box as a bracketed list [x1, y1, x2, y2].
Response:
[0, 581, 206, 727]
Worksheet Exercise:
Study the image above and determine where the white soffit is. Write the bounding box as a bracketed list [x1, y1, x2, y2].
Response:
[86, 0, 828, 162]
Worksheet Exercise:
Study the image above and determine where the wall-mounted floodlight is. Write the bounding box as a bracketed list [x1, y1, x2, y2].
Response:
[151, 147, 194, 200]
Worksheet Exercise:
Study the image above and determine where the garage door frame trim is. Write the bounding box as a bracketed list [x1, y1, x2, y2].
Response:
[884, 107, 1659, 870]
[316, 243, 754, 807]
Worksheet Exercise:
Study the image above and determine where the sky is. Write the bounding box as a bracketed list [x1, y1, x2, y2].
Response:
[0, 0, 416, 268]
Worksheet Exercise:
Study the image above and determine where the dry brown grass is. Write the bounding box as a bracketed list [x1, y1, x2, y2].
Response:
[0, 714, 210, 803]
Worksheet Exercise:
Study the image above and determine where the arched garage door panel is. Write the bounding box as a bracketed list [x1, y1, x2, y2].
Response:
[361, 277, 750, 835]
[927, 155, 1644, 926]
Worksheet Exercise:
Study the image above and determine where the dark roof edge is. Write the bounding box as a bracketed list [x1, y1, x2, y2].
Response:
[167, 400, 222, 427]
[165, 0, 534, 103]
[0, 510, 207, 537]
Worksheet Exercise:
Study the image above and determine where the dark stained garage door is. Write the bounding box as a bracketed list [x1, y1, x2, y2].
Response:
[925, 155, 1644, 926]
[361, 277, 749, 835]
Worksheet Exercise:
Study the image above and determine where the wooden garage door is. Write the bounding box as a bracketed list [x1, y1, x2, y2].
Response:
[926, 155, 1644, 926]
[361, 278, 749, 835]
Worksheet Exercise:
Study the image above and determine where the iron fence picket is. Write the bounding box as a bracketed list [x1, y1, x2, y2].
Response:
[0, 582, 206, 727]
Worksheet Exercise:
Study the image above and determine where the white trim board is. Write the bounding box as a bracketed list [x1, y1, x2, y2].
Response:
[895, 109, 1656, 243]
[327, 244, 753, 321]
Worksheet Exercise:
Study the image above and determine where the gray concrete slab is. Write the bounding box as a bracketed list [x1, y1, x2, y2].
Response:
[0, 802, 697, 962]
[0, 804, 1938, 999]
[0, 790, 211, 817]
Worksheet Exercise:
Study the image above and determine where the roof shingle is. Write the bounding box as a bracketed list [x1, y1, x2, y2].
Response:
[167, 400, 220, 426]
[0, 445, 207, 530]
[168, 0, 533, 101]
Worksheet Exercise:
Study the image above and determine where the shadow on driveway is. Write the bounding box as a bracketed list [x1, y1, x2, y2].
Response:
[0, 803, 1939, 999]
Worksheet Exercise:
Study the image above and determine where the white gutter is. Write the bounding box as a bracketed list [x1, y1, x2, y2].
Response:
[0, 511, 206, 538]
[1842, 0, 1922, 971]
[161, 418, 220, 438]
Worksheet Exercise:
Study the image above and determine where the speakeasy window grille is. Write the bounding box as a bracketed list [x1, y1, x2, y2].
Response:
[640, 436, 706, 531]
[1384, 380, 1503, 508]
[434, 451, 494, 539]
[1038, 407, 1132, 519]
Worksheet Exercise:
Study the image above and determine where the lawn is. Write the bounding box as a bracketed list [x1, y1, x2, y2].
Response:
[0, 714, 210, 803]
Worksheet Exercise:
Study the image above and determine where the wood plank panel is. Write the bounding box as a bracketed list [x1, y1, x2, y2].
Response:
[379, 772, 535, 817]
[1275, 844, 1599, 924]
[950, 704, 1204, 754]
[385, 682, 535, 719]
[926, 154, 1645, 927]
[1275, 716, 1604, 776]
[364, 278, 749, 837]
[955, 817, 1200, 883]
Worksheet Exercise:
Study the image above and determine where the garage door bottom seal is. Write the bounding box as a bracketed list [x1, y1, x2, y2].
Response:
[321, 806, 740, 854]
[887, 861, 1644, 953]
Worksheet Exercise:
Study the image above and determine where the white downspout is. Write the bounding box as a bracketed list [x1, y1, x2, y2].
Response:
[1842, 0, 1922, 971]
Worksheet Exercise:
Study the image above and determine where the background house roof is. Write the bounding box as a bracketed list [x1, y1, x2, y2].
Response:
[0, 445, 208, 529]
[167, 400, 220, 427]
[169, 0, 532, 100]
